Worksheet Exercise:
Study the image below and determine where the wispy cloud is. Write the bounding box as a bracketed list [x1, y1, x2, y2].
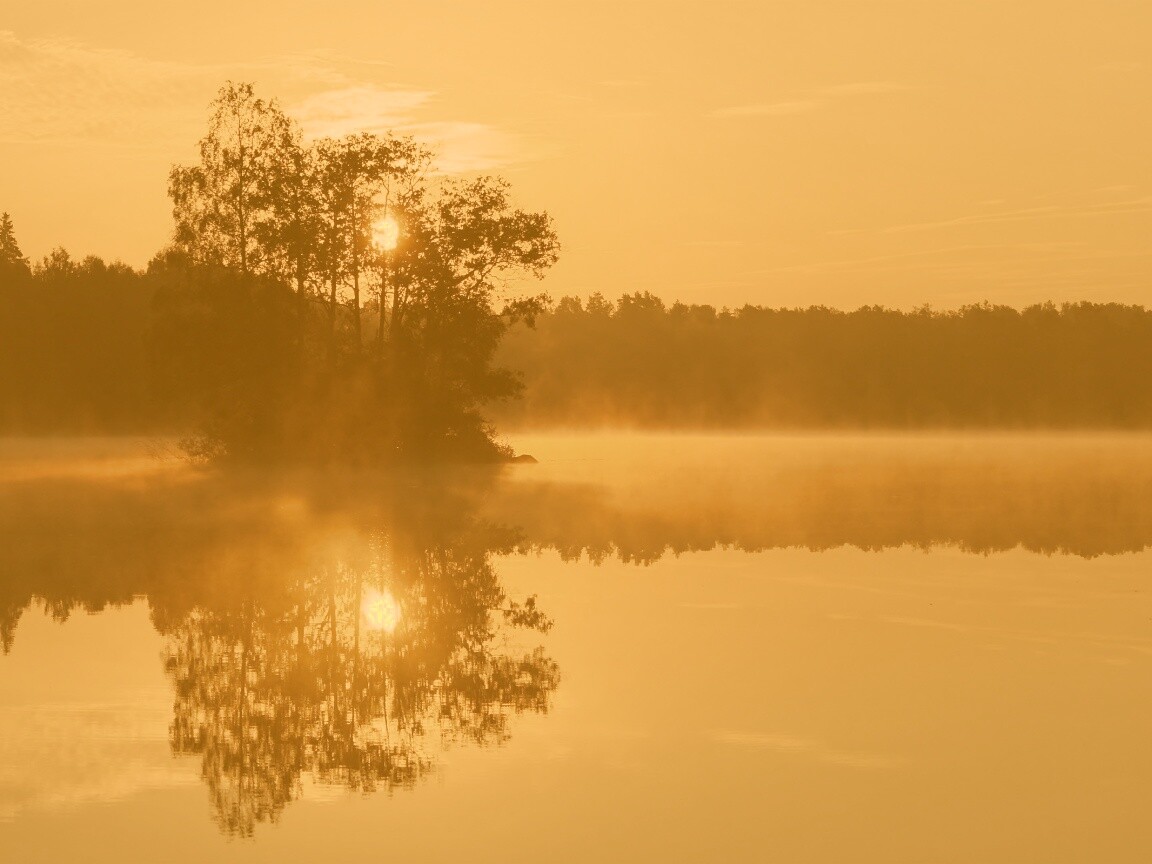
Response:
[872, 198, 1152, 234]
[746, 244, 1055, 277]
[405, 120, 521, 173]
[0, 30, 207, 147]
[712, 80, 917, 120]
[293, 86, 435, 137]
[712, 100, 822, 118]
[0, 30, 520, 171]
[684, 239, 744, 248]
[1097, 60, 1145, 73]
[739, 241, 1152, 282]
[597, 78, 649, 88]
[816, 81, 919, 96]
[292, 86, 521, 171]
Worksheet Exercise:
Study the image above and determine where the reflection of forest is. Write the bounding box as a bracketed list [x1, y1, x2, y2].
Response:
[488, 438, 1152, 562]
[0, 475, 558, 836]
[5, 440, 1152, 645]
[3, 442, 1152, 828]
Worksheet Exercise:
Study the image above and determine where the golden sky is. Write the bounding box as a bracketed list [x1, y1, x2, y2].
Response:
[2, 1, 1150, 309]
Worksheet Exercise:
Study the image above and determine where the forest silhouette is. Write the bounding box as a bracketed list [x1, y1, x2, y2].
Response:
[5, 88, 1152, 455]
[496, 293, 1152, 429]
[7, 228, 1152, 440]
[1, 82, 559, 463]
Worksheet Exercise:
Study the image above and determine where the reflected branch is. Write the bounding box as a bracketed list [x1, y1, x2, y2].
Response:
[152, 490, 556, 836]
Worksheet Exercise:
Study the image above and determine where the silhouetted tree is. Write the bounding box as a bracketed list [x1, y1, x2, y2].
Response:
[366, 176, 557, 458]
[147, 248, 306, 461]
[169, 82, 300, 281]
[0, 211, 30, 285]
[158, 82, 559, 463]
[309, 133, 428, 348]
[495, 296, 1152, 430]
[0, 245, 151, 432]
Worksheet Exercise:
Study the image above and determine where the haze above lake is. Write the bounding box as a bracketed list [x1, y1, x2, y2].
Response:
[1, 433, 1150, 863]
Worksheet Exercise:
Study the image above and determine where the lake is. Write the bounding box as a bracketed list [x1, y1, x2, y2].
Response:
[1, 434, 1150, 862]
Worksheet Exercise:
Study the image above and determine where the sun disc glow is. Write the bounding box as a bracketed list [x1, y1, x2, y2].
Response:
[373, 214, 400, 251]
[362, 587, 401, 633]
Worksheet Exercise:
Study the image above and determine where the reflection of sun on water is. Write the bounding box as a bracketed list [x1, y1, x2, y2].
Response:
[362, 588, 401, 633]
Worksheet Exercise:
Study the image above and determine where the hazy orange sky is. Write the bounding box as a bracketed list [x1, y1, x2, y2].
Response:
[2, 1, 1150, 309]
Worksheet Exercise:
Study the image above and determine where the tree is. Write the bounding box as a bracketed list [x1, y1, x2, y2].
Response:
[147, 249, 305, 462]
[0, 212, 31, 285]
[379, 176, 559, 457]
[159, 82, 559, 463]
[169, 82, 300, 281]
[310, 133, 429, 348]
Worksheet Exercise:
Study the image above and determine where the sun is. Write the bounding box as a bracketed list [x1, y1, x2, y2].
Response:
[362, 587, 401, 633]
[372, 214, 400, 251]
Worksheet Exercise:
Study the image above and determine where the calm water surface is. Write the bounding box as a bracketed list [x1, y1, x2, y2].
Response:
[1, 434, 1150, 862]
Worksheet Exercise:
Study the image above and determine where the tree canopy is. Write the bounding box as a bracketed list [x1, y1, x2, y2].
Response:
[0, 212, 31, 284]
[161, 81, 559, 463]
[495, 294, 1152, 429]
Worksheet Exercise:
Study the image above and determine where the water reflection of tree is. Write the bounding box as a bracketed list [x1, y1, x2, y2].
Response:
[7, 442, 1152, 660]
[161, 511, 557, 837]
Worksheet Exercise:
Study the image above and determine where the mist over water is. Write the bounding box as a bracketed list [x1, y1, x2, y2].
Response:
[1, 434, 1150, 862]
[5, 3, 1152, 859]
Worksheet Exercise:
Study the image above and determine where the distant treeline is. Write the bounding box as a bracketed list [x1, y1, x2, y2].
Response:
[7, 257, 1152, 433]
[0, 251, 155, 433]
[6, 271, 1152, 432]
[1, 81, 559, 463]
[495, 293, 1152, 428]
